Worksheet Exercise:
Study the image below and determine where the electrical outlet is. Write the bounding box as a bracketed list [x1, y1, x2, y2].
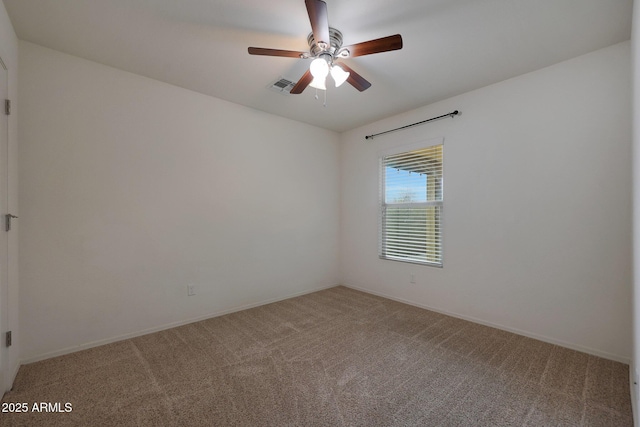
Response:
[187, 284, 196, 296]
[410, 274, 416, 284]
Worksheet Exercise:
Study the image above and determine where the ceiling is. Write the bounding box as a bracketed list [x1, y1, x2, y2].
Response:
[3, 0, 633, 132]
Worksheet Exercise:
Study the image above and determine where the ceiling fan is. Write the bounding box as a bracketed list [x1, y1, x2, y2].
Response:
[248, 0, 403, 94]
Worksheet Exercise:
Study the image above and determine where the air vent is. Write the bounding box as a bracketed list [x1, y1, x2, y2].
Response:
[268, 77, 296, 95]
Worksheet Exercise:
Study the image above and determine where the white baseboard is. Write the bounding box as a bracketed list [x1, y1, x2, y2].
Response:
[343, 283, 630, 364]
[22, 282, 630, 366]
[21, 283, 339, 364]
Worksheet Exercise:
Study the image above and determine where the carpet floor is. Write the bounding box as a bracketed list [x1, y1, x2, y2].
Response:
[0, 286, 633, 426]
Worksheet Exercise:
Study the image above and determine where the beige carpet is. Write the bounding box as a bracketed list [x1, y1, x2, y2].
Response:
[0, 286, 633, 426]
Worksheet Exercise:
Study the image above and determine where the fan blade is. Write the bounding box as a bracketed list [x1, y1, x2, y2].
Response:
[337, 63, 371, 92]
[290, 69, 313, 94]
[305, 0, 330, 48]
[341, 34, 403, 57]
[248, 47, 306, 58]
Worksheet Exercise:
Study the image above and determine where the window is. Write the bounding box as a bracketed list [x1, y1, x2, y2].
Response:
[379, 141, 443, 266]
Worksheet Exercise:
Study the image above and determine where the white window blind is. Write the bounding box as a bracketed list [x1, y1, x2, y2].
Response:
[379, 143, 443, 266]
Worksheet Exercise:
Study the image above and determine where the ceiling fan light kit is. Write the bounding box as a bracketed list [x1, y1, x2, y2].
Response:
[310, 56, 329, 79]
[309, 75, 327, 91]
[330, 64, 349, 87]
[248, 0, 403, 96]
[309, 54, 349, 88]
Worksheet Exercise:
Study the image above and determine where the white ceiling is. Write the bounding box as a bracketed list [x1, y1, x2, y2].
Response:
[3, 0, 633, 132]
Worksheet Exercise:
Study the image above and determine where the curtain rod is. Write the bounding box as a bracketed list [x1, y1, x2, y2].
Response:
[365, 110, 459, 140]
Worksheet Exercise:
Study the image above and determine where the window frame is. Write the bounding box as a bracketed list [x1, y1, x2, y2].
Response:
[378, 138, 444, 267]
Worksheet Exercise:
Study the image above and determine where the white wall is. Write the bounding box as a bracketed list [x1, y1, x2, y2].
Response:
[18, 41, 340, 362]
[0, 1, 19, 391]
[14, 28, 633, 370]
[631, 0, 640, 421]
[341, 41, 632, 362]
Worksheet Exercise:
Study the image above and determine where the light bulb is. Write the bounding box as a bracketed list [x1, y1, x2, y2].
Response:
[309, 76, 327, 90]
[309, 57, 329, 78]
[330, 64, 350, 87]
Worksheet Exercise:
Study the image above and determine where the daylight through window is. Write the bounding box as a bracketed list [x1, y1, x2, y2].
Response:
[379, 143, 443, 266]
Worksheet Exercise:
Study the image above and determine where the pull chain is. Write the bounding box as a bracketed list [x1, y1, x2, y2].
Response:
[313, 88, 327, 107]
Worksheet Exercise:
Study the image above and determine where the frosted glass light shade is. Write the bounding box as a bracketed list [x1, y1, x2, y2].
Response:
[310, 57, 329, 78]
[330, 64, 350, 87]
[309, 76, 327, 90]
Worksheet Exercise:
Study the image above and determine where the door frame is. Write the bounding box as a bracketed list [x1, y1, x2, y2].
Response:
[0, 55, 10, 393]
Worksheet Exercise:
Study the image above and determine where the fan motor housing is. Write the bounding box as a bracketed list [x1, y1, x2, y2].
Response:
[307, 27, 344, 58]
